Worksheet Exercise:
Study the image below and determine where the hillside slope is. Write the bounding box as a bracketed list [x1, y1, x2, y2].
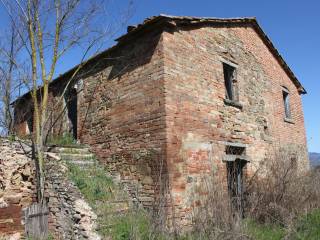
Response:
[309, 152, 320, 167]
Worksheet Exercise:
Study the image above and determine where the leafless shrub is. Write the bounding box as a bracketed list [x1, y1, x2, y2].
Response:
[123, 148, 318, 239]
[179, 174, 249, 240]
[245, 148, 320, 227]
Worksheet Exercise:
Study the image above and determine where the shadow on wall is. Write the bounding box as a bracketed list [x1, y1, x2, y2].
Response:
[74, 32, 170, 220]
[77, 32, 163, 140]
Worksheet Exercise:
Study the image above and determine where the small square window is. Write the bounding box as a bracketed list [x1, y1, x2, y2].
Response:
[223, 63, 236, 101]
[282, 88, 291, 119]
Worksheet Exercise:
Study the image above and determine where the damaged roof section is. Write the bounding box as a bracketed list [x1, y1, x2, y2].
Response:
[11, 14, 306, 105]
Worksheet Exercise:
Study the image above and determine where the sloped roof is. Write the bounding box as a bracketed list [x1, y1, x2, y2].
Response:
[12, 14, 306, 105]
[119, 14, 305, 94]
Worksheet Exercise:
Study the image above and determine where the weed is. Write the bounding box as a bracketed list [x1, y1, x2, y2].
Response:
[8, 134, 16, 142]
[67, 162, 113, 203]
[65, 148, 320, 240]
[291, 209, 320, 240]
[245, 219, 285, 240]
[66, 161, 155, 239]
[47, 133, 77, 146]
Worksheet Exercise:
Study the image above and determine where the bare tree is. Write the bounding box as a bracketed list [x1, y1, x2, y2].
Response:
[0, 0, 133, 205]
[0, 23, 22, 136]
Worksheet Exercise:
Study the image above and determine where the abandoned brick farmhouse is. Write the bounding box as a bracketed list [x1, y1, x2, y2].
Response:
[13, 15, 309, 225]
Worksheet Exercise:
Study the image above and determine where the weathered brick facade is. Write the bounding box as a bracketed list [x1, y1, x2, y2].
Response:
[13, 15, 309, 228]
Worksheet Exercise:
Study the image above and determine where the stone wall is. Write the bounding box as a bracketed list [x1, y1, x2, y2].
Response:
[0, 139, 100, 240]
[0, 139, 35, 239]
[45, 153, 100, 240]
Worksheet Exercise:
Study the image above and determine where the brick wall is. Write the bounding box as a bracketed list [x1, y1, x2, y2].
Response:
[77, 30, 168, 208]
[12, 19, 309, 230]
[13, 99, 33, 136]
[233, 26, 307, 145]
[162, 24, 308, 227]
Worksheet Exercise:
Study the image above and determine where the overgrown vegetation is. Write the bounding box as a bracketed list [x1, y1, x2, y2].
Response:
[67, 161, 113, 202]
[66, 149, 320, 240]
[291, 209, 320, 240]
[47, 133, 77, 146]
[245, 219, 285, 240]
[67, 160, 156, 239]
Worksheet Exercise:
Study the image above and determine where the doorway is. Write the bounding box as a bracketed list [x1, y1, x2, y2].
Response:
[227, 159, 246, 218]
[66, 87, 77, 140]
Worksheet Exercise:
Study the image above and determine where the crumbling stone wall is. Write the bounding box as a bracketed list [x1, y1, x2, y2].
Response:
[0, 139, 99, 240]
[0, 139, 35, 239]
[45, 154, 100, 240]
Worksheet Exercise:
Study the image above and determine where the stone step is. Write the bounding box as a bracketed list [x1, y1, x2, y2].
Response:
[103, 208, 130, 216]
[48, 146, 91, 155]
[69, 160, 95, 166]
[96, 201, 131, 216]
[60, 153, 95, 161]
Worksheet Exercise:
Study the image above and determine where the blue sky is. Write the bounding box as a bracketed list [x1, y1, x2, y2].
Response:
[132, 1, 320, 152]
[1, 0, 319, 152]
[116, 0, 320, 152]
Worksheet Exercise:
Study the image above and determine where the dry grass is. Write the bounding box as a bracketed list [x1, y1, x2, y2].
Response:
[154, 149, 320, 239]
[245, 151, 320, 228]
[67, 148, 320, 239]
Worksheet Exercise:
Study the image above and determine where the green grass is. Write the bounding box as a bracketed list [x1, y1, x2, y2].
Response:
[66, 155, 320, 240]
[66, 161, 154, 239]
[291, 209, 320, 240]
[26, 232, 54, 240]
[8, 134, 16, 142]
[245, 209, 320, 240]
[245, 219, 285, 240]
[47, 133, 77, 146]
[109, 211, 152, 240]
[67, 162, 114, 203]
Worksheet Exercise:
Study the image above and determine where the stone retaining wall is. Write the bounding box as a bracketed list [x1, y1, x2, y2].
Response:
[0, 139, 35, 239]
[0, 138, 100, 240]
[46, 153, 100, 240]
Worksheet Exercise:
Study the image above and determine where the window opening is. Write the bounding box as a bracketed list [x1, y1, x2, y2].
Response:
[223, 63, 236, 101]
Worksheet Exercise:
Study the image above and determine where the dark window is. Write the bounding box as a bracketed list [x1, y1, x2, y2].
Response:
[226, 145, 245, 156]
[66, 87, 78, 139]
[223, 63, 236, 101]
[26, 109, 34, 134]
[282, 89, 291, 119]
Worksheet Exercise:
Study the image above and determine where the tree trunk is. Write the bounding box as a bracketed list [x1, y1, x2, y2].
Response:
[35, 144, 45, 204]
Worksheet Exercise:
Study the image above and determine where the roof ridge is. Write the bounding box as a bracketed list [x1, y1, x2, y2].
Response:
[11, 14, 306, 104]
[159, 14, 257, 20]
